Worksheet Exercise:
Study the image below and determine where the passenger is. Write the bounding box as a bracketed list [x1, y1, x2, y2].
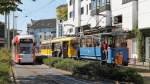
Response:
[102, 41, 108, 60]
[115, 52, 123, 65]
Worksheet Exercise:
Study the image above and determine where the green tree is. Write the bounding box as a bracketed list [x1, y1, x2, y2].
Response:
[56, 4, 68, 21]
[0, 0, 22, 14]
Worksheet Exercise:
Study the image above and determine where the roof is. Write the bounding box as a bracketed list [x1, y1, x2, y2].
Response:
[29, 19, 56, 29]
[12, 35, 35, 44]
[41, 37, 76, 44]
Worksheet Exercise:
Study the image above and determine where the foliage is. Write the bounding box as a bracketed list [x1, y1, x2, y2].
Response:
[43, 57, 62, 67]
[54, 58, 89, 72]
[56, 4, 68, 21]
[132, 27, 145, 61]
[0, 0, 22, 14]
[44, 57, 144, 83]
[0, 48, 11, 83]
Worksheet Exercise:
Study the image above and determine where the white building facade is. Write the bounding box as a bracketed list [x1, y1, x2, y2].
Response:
[111, 0, 138, 60]
[63, 0, 112, 36]
[56, 0, 150, 61]
[111, 0, 150, 61]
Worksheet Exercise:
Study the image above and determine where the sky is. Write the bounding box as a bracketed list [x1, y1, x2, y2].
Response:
[0, 0, 66, 34]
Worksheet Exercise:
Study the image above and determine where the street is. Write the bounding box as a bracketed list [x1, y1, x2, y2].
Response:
[13, 64, 114, 84]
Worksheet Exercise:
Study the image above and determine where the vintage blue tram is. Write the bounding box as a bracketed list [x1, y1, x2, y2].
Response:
[78, 32, 128, 66]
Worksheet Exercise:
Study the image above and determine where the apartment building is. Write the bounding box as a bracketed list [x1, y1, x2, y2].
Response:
[60, 0, 150, 61]
[63, 0, 111, 36]
[27, 19, 56, 52]
[111, 0, 150, 61]
[138, 0, 150, 60]
[111, 0, 138, 60]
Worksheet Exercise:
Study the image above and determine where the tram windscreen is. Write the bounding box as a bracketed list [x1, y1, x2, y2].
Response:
[20, 43, 32, 54]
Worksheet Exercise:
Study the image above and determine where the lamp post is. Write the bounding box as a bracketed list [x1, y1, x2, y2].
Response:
[4, 12, 8, 48]
[13, 12, 18, 38]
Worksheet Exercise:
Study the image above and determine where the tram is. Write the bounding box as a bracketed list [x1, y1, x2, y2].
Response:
[79, 32, 128, 65]
[12, 35, 35, 64]
[41, 32, 129, 66]
[40, 37, 78, 58]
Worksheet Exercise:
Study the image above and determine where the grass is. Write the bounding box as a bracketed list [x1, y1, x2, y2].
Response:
[0, 48, 11, 84]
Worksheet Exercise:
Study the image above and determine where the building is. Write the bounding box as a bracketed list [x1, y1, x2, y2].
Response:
[27, 19, 56, 51]
[111, 0, 150, 62]
[111, 0, 138, 61]
[0, 22, 5, 47]
[56, 0, 150, 62]
[56, 20, 64, 37]
[63, 0, 111, 36]
[138, 0, 150, 61]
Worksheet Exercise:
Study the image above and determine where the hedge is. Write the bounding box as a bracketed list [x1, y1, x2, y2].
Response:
[43, 57, 144, 84]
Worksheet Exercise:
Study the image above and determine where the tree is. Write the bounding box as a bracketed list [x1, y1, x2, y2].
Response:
[0, 0, 22, 14]
[56, 4, 68, 21]
[133, 26, 145, 62]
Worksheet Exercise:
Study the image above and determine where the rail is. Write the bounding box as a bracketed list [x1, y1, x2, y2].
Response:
[128, 58, 150, 70]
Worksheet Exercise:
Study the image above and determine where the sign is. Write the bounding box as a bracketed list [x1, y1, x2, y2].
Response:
[20, 39, 33, 43]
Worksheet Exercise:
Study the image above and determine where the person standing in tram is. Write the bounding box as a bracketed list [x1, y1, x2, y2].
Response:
[102, 40, 108, 61]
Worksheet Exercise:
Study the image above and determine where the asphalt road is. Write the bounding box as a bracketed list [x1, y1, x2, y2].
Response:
[13, 64, 114, 84]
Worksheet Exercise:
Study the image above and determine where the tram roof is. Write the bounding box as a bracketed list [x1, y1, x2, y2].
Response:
[41, 37, 76, 44]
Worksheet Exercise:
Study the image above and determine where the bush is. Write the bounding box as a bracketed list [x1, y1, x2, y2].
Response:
[43, 57, 144, 84]
[73, 62, 144, 83]
[43, 57, 62, 67]
[54, 58, 89, 72]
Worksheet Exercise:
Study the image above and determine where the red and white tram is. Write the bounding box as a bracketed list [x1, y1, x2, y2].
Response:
[12, 35, 35, 64]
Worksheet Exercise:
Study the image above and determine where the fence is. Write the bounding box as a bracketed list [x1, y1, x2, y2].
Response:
[128, 58, 150, 70]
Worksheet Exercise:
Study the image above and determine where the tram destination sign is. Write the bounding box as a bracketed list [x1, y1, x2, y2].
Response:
[20, 39, 33, 43]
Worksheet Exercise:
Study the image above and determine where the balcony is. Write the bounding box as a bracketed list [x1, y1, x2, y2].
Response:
[90, 0, 110, 16]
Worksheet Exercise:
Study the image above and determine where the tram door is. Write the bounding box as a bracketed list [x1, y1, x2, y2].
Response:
[62, 41, 68, 58]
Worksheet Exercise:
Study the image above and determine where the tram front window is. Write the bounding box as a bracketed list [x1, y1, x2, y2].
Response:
[20, 47, 32, 54]
[20, 44, 32, 54]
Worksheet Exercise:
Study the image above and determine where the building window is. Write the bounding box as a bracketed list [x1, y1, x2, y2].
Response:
[114, 15, 122, 24]
[122, 0, 136, 4]
[86, 5, 88, 15]
[89, 3, 92, 10]
[81, 0, 83, 1]
[70, 0, 73, 5]
[81, 7, 84, 15]
[70, 11, 73, 18]
[40, 35, 42, 39]
[132, 39, 137, 54]
[69, 28, 73, 33]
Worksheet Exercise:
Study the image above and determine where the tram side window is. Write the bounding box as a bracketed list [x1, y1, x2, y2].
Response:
[80, 38, 86, 47]
[114, 36, 127, 48]
[80, 37, 100, 47]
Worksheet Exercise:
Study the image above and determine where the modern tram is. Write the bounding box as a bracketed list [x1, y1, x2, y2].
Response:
[12, 35, 35, 64]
